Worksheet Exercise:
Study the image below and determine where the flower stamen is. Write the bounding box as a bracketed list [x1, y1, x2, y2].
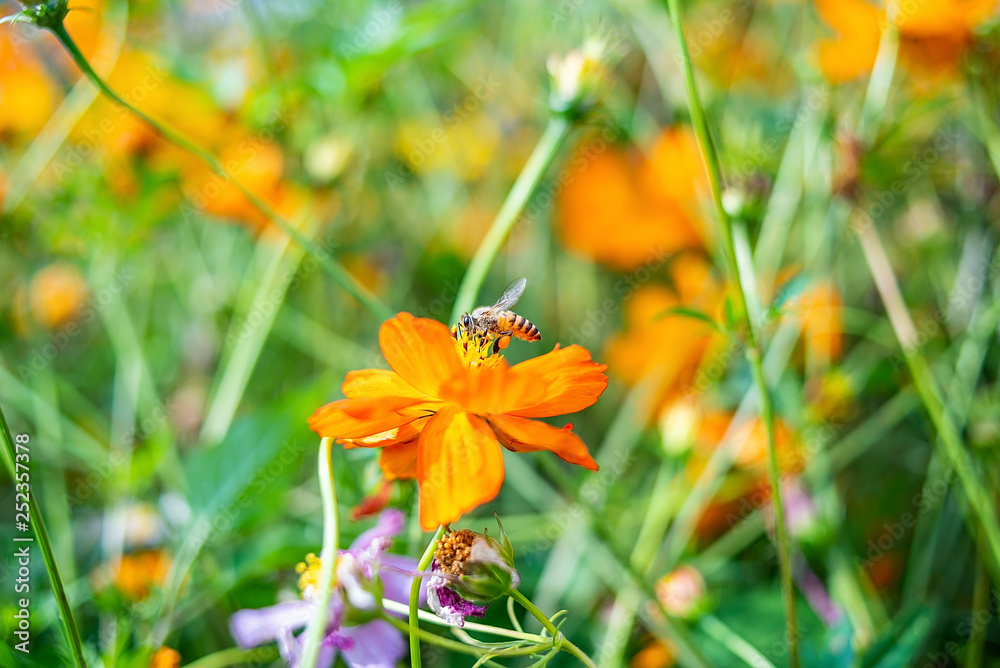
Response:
[451, 326, 505, 369]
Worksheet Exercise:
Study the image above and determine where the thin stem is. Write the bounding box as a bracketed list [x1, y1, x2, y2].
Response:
[181, 646, 279, 668]
[46, 22, 392, 321]
[967, 528, 990, 668]
[299, 438, 341, 668]
[664, 0, 798, 665]
[858, 226, 1000, 581]
[381, 614, 551, 661]
[699, 615, 777, 668]
[450, 115, 572, 323]
[508, 588, 598, 668]
[381, 599, 548, 642]
[0, 402, 87, 668]
[410, 525, 445, 668]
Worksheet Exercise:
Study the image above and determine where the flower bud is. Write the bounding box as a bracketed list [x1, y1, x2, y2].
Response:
[654, 565, 709, 620]
[547, 39, 607, 117]
[434, 520, 520, 604]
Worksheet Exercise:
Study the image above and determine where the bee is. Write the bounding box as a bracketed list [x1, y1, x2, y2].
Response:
[460, 278, 541, 354]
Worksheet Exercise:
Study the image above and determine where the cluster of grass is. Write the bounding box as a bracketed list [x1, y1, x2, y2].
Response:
[3, 0, 1000, 666]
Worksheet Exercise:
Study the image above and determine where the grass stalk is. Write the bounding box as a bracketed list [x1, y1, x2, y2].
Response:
[46, 21, 391, 321]
[0, 401, 87, 668]
[663, 0, 798, 664]
[450, 115, 572, 323]
[410, 525, 445, 668]
[299, 438, 341, 668]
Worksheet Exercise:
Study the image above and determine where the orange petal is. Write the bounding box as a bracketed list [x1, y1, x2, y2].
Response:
[488, 414, 598, 471]
[342, 368, 430, 400]
[417, 407, 505, 530]
[309, 396, 427, 439]
[507, 345, 608, 418]
[340, 420, 425, 449]
[381, 440, 419, 480]
[438, 365, 546, 415]
[379, 313, 463, 397]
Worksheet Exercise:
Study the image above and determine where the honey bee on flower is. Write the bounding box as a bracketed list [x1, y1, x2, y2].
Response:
[456, 277, 542, 355]
[309, 309, 608, 529]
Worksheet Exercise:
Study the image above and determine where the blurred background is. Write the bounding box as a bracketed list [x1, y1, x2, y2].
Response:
[3, 0, 1000, 665]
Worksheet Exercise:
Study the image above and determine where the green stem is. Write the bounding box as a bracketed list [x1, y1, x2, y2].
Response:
[46, 21, 392, 322]
[0, 402, 87, 668]
[699, 615, 777, 668]
[299, 438, 340, 668]
[382, 614, 550, 661]
[663, 0, 799, 665]
[450, 115, 572, 323]
[858, 226, 1000, 582]
[967, 527, 989, 668]
[381, 599, 548, 642]
[508, 588, 598, 668]
[409, 525, 445, 668]
[181, 646, 279, 668]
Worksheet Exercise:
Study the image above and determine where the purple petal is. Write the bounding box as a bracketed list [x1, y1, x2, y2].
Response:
[437, 586, 487, 620]
[339, 619, 407, 668]
[350, 509, 405, 556]
[230, 600, 312, 648]
[426, 571, 486, 627]
[380, 553, 427, 607]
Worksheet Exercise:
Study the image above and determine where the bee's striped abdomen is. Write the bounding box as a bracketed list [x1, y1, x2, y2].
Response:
[501, 311, 542, 341]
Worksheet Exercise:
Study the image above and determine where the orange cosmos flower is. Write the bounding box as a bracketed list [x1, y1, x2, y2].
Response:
[556, 128, 707, 271]
[814, 0, 997, 83]
[309, 313, 607, 530]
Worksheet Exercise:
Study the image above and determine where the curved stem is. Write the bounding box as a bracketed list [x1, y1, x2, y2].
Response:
[46, 21, 392, 321]
[299, 438, 340, 668]
[381, 599, 548, 642]
[663, 0, 798, 665]
[508, 588, 598, 668]
[450, 115, 572, 323]
[0, 402, 87, 668]
[381, 614, 551, 662]
[409, 525, 444, 667]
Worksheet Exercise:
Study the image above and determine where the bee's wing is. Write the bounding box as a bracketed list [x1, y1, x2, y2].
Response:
[489, 277, 527, 312]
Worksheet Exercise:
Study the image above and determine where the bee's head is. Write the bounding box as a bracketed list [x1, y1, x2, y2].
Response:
[461, 314, 474, 332]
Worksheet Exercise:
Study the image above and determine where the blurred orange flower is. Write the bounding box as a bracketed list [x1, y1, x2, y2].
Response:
[0, 31, 59, 140]
[606, 255, 726, 416]
[814, 0, 997, 83]
[631, 638, 675, 668]
[556, 128, 707, 271]
[148, 647, 181, 668]
[309, 313, 607, 529]
[29, 263, 89, 329]
[112, 549, 172, 600]
[789, 281, 844, 365]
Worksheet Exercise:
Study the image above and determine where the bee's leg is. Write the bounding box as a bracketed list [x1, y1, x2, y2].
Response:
[492, 338, 501, 355]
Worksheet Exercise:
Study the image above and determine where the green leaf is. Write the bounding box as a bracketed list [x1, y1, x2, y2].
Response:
[654, 306, 725, 334]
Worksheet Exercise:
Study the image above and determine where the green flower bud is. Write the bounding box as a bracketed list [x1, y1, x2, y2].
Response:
[434, 517, 520, 604]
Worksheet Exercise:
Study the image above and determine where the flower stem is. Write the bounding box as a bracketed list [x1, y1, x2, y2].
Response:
[299, 438, 340, 668]
[382, 598, 548, 642]
[409, 525, 445, 668]
[508, 588, 598, 668]
[382, 614, 550, 662]
[0, 402, 87, 668]
[663, 0, 799, 665]
[45, 21, 392, 321]
[450, 115, 572, 323]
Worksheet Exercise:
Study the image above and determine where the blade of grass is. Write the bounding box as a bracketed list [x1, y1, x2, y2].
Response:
[0, 401, 87, 668]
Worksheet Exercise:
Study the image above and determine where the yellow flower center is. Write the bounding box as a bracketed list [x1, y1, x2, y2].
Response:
[451, 326, 506, 369]
[295, 553, 337, 597]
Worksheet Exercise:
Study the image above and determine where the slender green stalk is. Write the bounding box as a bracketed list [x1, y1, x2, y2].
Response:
[381, 599, 548, 642]
[382, 614, 550, 660]
[858, 226, 1000, 581]
[663, 0, 798, 665]
[699, 615, 777, 668]
[0, 402, 87, 668]
[450, 115, 572, 323]
[181, 646, 279, 668]
[967, 528, 989, 668]
[46, 22, 391, 321]
[410, 525, 445, 668]
[299, 438, 341, 668]
[508, 588, 598, 668]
